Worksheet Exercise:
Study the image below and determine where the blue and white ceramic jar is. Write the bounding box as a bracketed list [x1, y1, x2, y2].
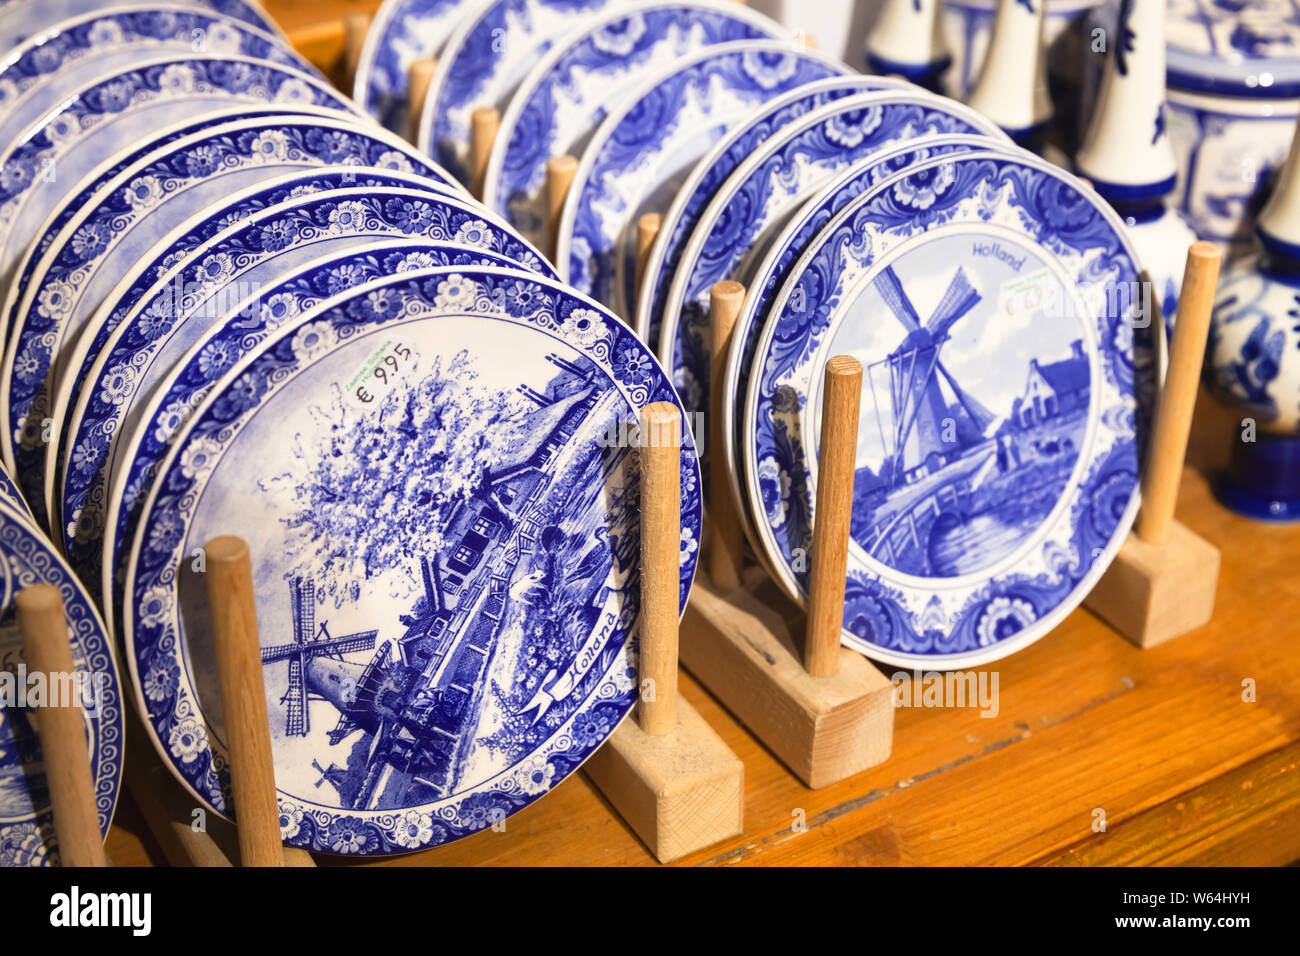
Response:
[1207, 119, 1300, 520]
[1086, 0, 1300, 256]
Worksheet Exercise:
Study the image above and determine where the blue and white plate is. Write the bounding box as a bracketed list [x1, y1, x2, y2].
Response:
[416, 0, 624, 186]
[482, 0, 786, 248]
[0, 6, 312, 156]
[0, 55, 352, 297]
[0, 500, 122, 867]
[633, 74, 909, 348]
[352, 0, 479, 136]
[556, 39, 851, 320]
[656, 94, 1007, 441]
[56, 181, 555, 602]
[2, 113, 457, 531]
[98, 239, 532, 639]
[0, 0, 278, 51]
[742, 150, 1147, 668]
[0, 463, 34, 523]
[718, 136, 1006, 554]
[122, 265, 702, 854]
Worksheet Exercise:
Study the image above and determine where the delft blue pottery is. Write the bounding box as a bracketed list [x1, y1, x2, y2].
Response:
[54, 182, 555, 609]
[352, 0, 479, 135]
[417, 0, 622, 187]
[2, 118, 457, 534]
[635, 74, 909, 349]
[0, 6, 312, 154]
[558, 40, 851, 321]
[99, 240, 529, 639]
[483, 1, 786, 250]
[0, 0, 278, 52]
[742, 150, 1148, 668]
[657, 93, 1007, 463]
[123, 266, 702, 854]
[0, 501, 122, 867]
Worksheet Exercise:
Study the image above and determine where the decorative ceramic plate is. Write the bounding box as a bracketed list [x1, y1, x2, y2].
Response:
[0, 6, 311, 155]
[99, 240, 529, 638]
[0, 463, 33, 522]
[3, 117, 457, 532]
[718, 136, 1007, 553]
[742, 150, 1147, 668]
[556, 39, 850, 319]
[0, 55, 351, 295]
[352, 0, 479, 135]
[123, 265, 701, 854]
[56, 182, 555, 599]
[633, 74, 908, 348]
[417, 0, 624, 186]
[0, 500, 122, 867]
[656, 93, 1006, 442]
[482, 0, 786, 248]
[0, 0, 278, 51]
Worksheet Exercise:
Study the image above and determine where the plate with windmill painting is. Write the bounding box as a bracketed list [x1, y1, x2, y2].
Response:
[122, 266, 701, 854]
[742, 150, 1150, 669]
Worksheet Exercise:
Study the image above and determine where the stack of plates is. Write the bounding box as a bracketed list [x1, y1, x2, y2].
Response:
[0, 0, 702, 862]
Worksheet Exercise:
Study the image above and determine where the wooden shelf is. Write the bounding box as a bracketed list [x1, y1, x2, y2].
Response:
[100, 3, 1300, 866]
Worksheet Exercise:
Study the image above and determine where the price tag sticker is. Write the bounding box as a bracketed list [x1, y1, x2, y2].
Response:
[344, 335, 420, 411]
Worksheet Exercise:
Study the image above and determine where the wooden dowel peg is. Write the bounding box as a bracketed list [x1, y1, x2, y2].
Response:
[546, 155, 579, 263]
[634, 213, 662, 311]
[638, 402, 681, 736]
[805, 356, 862, 677]
[708, 280, 746, 591]
[1137, 241, 1222, 545]
[204, 536, 283, 867]
[17, 584, 108, 867]
[406, 58, 437, 143]
[343, 13, 371, 84]
[470, 107, 499, 201]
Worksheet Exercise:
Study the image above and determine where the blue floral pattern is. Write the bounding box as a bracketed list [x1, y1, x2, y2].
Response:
[561, 40, 850, 319]
[0, 505, 121, 867]
[124, 266, 701, 854]
[743, 151, 1148, 667]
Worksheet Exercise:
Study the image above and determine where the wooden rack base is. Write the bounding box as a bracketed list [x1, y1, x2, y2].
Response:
[681, 569, 893, 789]
[1085, 517, 1220, 649]
[584, 693, 743, 864]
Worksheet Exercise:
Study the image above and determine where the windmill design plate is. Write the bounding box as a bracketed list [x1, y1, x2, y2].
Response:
[482, 0, 786, 248]
[123, 266, 702, 854]
[633, 74, 907, 347]
[0, 500, 123, 867]
[4, 117, 456, 529]
[417, 0, 624, 187]
[718, 136, 1008, 554]
[352, 0, 480, 135]
[99, 240, 527, 640]
[0, 0, 278, 52]
[656, 93, 1006, 437]
[0, 6, 310, 156]
[54, 181, 554, 598]
[557, 40, 850, 320]
[743, 150, 1148, 668]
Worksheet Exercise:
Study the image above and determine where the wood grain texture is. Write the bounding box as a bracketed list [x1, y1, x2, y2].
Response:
[583, 694, 743, 863]
[204, 536, 283, 867]
[470, 107, 499, 201]
[545, 155, 578, 262]
[638, 403, 680, 735]
[708, 280, 746, 592]
[635, 213, 662, 310]
[18, 584, 108, 867]
[805, 356, 862, 677]
[406, 59, 437, 142]
[97, 1, 1300, 869]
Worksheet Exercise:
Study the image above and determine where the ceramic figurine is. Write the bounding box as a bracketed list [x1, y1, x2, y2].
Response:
[965, 0, 1053, 149]
[1084, 0, 1300, 257]
[1077, 0, 1195, 326]
[864, 0, 950, 92]
[942, 0, 1099, 99]
[1207, 118, 1300, 521]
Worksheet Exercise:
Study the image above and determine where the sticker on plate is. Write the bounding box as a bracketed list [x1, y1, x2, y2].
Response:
[344, 335, 420, 411]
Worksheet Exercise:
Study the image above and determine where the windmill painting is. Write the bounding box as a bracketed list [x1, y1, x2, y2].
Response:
[847, 243, 1091, 579]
